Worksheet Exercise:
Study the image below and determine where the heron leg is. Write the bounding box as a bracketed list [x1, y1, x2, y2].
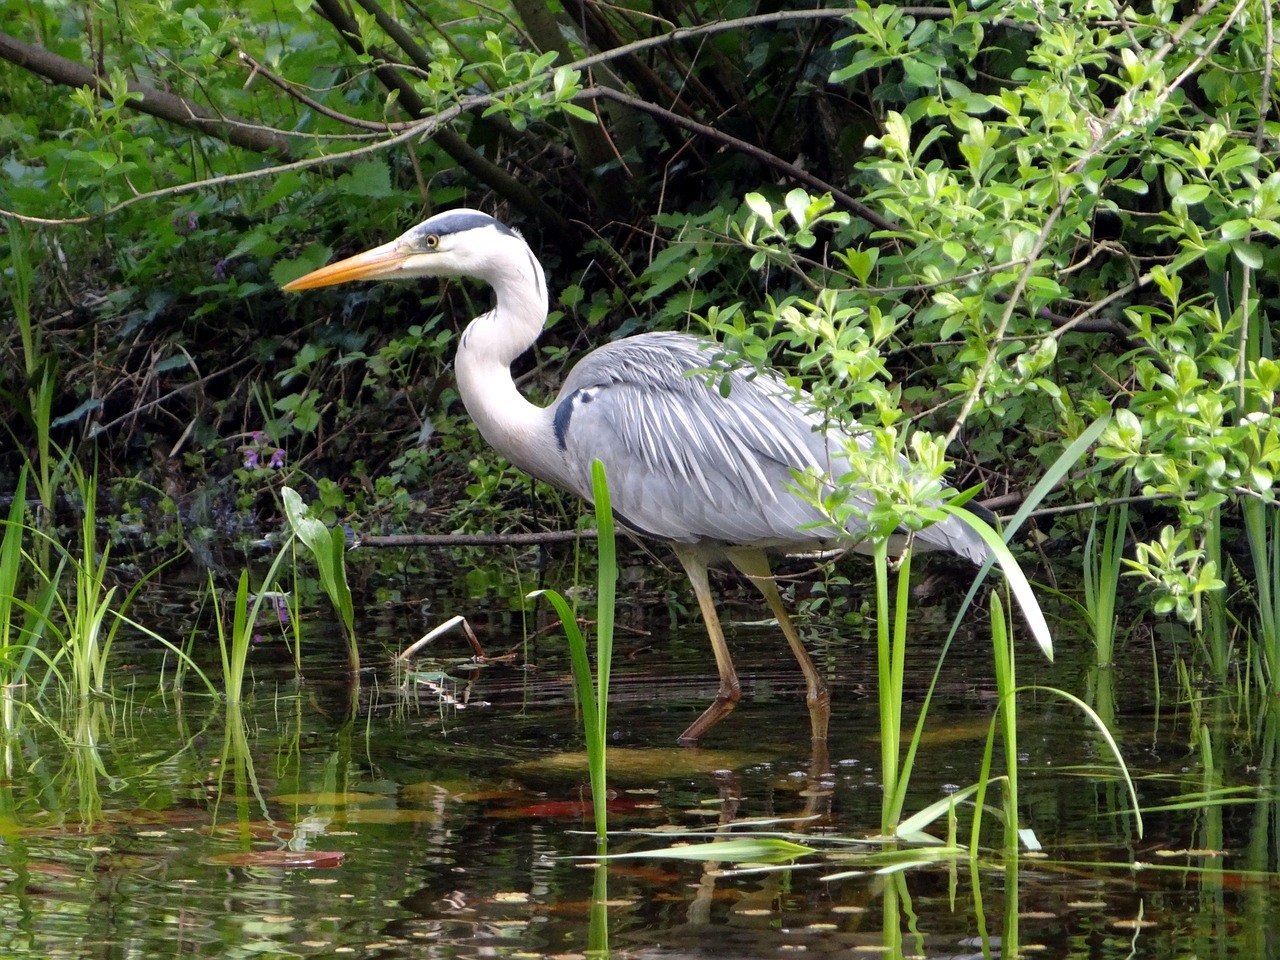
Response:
[673, 545, 741, 745]
[726, 548, 830, 744]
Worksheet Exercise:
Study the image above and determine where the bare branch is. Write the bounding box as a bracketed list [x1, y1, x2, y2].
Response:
[577, 85, 900, 233]
[360, 529, 596, 547]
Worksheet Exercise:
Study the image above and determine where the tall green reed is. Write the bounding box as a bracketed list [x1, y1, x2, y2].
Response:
[212, 541, 295, 704]
[1201, 504, 1230, 679]
[531, 459, 617, 843]
[0, 466, 62, 720]
[881, 416, 1134, 847]
[16, 460, 217, 704]
[1083, 500, 1129, 668]
[1243, 499, 1280, 687]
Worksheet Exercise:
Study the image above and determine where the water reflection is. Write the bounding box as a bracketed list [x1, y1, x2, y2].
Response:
[0, 555, 1278, 957]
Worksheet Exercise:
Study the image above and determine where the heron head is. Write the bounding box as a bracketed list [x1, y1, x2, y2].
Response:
[282, 209, 524, 291]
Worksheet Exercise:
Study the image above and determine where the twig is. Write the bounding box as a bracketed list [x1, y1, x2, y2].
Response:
[237, 51, 412, 132]
[576, 85, 899, 233]
[0, 30, 292, 159]
[1255, 0, 1275, 153]
[397, 614, 485, 660]
[359, 528, 596, 548]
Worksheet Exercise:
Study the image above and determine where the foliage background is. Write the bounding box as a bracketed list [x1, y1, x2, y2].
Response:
[0, 0, 1277, 633]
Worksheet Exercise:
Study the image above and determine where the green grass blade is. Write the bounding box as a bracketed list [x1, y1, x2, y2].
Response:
[895, 782, 982, 841]
[941, 506, 1053, 661]
[282, 486, 358, 671]
[0, 466, 30, 658]
[589, 460, 615, 745]
[1024, 684, 1144, 838]
[528, 584, 605, 824]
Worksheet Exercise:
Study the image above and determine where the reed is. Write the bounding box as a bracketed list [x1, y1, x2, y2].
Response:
[531, 459, 617, 842]
[1243, 498, 1280, 687]
[1083, 500, 1129, 668]
[213, 543, 294, 704]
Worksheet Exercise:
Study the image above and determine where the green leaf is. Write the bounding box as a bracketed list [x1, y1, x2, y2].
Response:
[941, 505, 1053, 661]
[1231, 242, 1264, 269]
[336, 159, 393, 198]
[273, 244, 333, 289]
[1175, 183, 1211, 205]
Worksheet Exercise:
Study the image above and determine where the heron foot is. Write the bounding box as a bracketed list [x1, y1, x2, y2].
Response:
[807, 686, 831, 743]
[676, 683, 740, 745]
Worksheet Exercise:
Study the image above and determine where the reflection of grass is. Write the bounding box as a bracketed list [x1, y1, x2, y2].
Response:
[531, 460, 617, 843]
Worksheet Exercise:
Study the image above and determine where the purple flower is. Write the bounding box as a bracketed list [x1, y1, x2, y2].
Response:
[268, 448, 286, 469]
[213, 258, 228, 280]
[187, 212, 198, 232]
[243, 449, 260, 469]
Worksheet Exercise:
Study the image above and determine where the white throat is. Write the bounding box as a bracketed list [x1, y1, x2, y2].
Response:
[451, 239, 568, 487]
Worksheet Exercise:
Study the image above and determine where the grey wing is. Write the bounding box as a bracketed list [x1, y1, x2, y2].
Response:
[551, 331, 991, 563]
[553, 332, 863, 547]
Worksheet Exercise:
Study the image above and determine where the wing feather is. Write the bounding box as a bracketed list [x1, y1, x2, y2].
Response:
[555, 332, 848, 546]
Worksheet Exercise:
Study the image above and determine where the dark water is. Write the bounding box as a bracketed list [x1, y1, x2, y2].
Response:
[2, 545, 1278, 959]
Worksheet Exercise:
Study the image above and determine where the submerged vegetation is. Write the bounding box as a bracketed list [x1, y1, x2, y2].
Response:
[0, 0, 1278, 951]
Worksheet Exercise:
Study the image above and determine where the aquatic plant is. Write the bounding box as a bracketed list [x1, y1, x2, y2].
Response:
[0, 466, 64, 718]
[1243, 499, 1280, 687]
[531, 459, 617, 843]
[282, 487, 358, 676]
[212, 542, 294, 705]
[1083, 500, 1129, 669]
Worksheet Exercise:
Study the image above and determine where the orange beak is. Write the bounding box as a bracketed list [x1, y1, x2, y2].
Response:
[282, 240, 410, 292]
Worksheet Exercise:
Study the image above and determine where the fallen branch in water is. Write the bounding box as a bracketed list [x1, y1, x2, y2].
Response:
[358, 529, 596, 548]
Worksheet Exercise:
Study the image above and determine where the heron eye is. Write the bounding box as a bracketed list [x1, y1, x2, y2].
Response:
[424, 234, 440, 249]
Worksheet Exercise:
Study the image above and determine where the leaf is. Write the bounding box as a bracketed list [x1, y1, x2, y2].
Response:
[744, 193, 773, 222]
[591, 838, 815, 863]
[272, 244, 333, 289]
[1026, 685, 1143, 838]
[941, 505, 1054, 660]
[335, 159, 392, 198]
[1175, 183, 1211, 205]
[895, 782, 982, 839]
[1231, 242, 1264, 269]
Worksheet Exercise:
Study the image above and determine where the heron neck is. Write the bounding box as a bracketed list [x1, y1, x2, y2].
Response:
[453, 260, 563, 484]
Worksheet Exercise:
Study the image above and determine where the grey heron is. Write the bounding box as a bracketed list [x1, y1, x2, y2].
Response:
[283, 209, 989, 744]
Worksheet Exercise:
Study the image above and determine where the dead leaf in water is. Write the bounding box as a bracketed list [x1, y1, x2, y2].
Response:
[270, 791, 387, 806]
[487, 798, 641, 819]
[334, 808, 443, 825]
[512, 747, 770, 781]
[204, 849, 346, 869]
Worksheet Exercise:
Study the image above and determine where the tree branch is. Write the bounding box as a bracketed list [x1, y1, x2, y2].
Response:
[0, 30, 294, 160]
[576, 85, 900, 234]
[311, 0, 569, 230]
[359, 529, 595, 548]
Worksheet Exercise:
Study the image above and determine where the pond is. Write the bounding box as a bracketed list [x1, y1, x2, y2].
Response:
[1, 543, 1277, 959]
